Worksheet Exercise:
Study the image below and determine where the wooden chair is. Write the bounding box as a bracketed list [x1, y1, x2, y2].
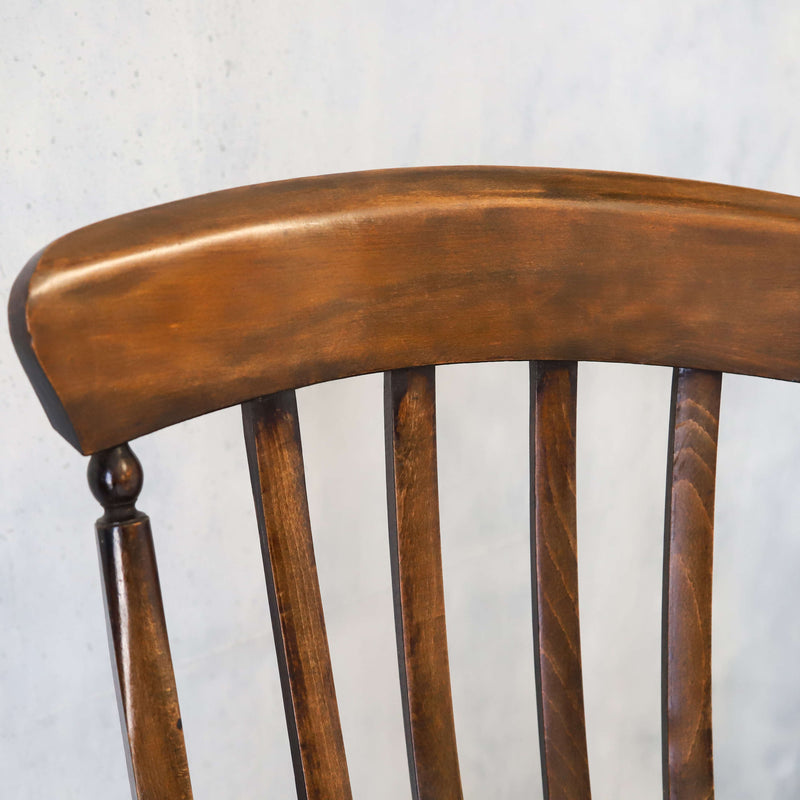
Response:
[8, 167, 800, 800]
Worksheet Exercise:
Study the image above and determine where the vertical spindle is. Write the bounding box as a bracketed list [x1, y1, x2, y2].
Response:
[89, 443, 193, 800]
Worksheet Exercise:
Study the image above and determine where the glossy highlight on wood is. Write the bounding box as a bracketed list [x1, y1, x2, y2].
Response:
[662, 369, 722, 800]
[385, 367, 463, 800]
[242, 391, 351, 800]
[10, 167, 800, 454]
[90, 444, 193, 800]
[530, 361, 591, 800]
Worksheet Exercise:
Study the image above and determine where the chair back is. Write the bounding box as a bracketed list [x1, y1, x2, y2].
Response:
[10, 167, 800, 800]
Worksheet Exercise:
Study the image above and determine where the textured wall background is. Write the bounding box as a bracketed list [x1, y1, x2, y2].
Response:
[2, 1, 800, 797]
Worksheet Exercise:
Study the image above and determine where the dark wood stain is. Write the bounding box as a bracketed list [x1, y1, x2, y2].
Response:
[530, 361, 591, 800]
[90, 444, 193, 800]
[385, 367, 463, 800]
[9, 167, 800, 454]
[242, 391, 351, 800]
[662, 369, 721, 800]
[9, 168, 798, 800]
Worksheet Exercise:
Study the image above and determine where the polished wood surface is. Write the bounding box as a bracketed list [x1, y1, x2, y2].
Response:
[242, 391, 351, 800]
[662, 369, 722, 800]
[9, 167, 800, 453]
[89, 444, 193, 800]
[530, 361, 591, 800]
[10, 168, 800, 800]
[385, 367, 463, 800]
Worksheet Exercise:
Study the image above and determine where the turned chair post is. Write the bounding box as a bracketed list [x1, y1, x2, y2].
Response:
[88, 444, 193, 800]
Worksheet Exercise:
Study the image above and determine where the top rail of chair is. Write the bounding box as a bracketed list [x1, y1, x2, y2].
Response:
[9, 166, 800, 454]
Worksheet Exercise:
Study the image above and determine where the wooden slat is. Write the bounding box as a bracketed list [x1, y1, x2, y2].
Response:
[384, 367, 463, 800]
[530, 361, 591, 800]
[242, 391, 351, 800]
[90, 444, 193, 800]
[662, 368, 722, 800]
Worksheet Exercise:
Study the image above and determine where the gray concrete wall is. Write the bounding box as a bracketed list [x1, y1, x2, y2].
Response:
[2, 1, 800, 797]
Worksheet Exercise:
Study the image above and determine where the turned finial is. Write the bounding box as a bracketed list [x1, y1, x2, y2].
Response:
[88, 443, 143, 521]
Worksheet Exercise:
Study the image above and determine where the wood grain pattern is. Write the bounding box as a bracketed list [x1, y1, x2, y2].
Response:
[385, 367, 463, 800]
[89, 444, 193, 800]
[9, 167, 795, 800]
[662, 368, 722, 800]
[530, 361, 591, 800]
[242, 391, 351, 800]
[10, 167, 800, 454]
